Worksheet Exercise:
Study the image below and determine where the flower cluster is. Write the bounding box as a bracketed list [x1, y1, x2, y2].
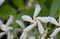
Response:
[0, 4, 60, 39]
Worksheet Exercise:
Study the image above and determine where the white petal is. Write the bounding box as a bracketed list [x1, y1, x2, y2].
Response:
[23, 23, 37, 33]
[49, 17, 58, 26]
[7, 31, 11, 39]
[1, 24, 12, 31]
[21, 15, 33, 23]
[0, 20, 3, 26]
[0, 32, 6, 38]
[16, 20, 25, 29]
[19, 32, 28, 39]
[47, 37, 54, 39]
[6, 15, 14, 26]
[41, 29, 48, 39]
[28, 36, 36, 39]
[0, 0, 4, 6]
[50, 28, 60, 37]
[37, 17, 50, 23]
[38, 20, 45, 35]
[33, 4, 41, 18]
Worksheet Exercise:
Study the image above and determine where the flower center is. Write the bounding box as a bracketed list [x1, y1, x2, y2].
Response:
[34, 18, 38, 23]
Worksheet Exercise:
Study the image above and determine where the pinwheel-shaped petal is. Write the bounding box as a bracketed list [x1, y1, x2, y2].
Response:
[33, 4, 41, 18]
[48, 37, 54, 39]
[21, 15, 33, 23]
[37, 17, 49, 23]
[19, 32, 28, 39]
[49, 17, 58, 26]
[38, 20, 45, 35]
[23, 23, 37, 33]
[6, 15, 14, 26]
[0, 32, 6, 38]
[7, 31, 11, 39]
[38, 17, 59, 26]
[16, 20, 25, 29]
[50, 28, 60, 37]
[41, 29, 48, 39]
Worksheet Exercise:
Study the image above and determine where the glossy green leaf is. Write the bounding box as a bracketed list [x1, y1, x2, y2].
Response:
[0, 3, 16, 19]
[50, 0, 60, 17]
[12, 0, 25, 10]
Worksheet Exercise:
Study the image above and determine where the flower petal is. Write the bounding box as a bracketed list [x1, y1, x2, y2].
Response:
[37, 17, 49, 23]
[0, 32, 6, 38]
[23, 23, 37, 33]
[0, 0, 4, 6]
[1, 24, 12, 31]
[7, 31, 11, 39]
[16, 20, 25, 29]
[28, 36, 36, 39]
[38, 20, 45, 35]
[59, 14, 60, 24]
[0, 20, 3, 26]
[47, 37, 54, 39]
[50, 28, 60, 37]
[6, 15, 14, 26]
[19, 32, 28, 39]
[41, 29, 48, 39]
[21, 15, 33, 23]
[33, 4, 41, 18]
[49, 17, 58, 26]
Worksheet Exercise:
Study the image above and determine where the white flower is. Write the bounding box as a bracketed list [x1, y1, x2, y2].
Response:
[0, 0, 5, 6]
[21, 4, 45, 35]
[21, 3, 59, 35]
[0, 15, 14, 39]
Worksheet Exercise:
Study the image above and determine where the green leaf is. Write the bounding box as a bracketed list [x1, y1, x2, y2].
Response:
[50, 0, 60, 17]
[0, 3, 16, 19]
[12, 0, 25, 10]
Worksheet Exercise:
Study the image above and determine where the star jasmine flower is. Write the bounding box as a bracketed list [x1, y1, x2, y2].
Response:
[0, 0, 5, 6]
[0, 15, 14, 39]
[21, 4, 45, 35]
[21, 3, 59, 36]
